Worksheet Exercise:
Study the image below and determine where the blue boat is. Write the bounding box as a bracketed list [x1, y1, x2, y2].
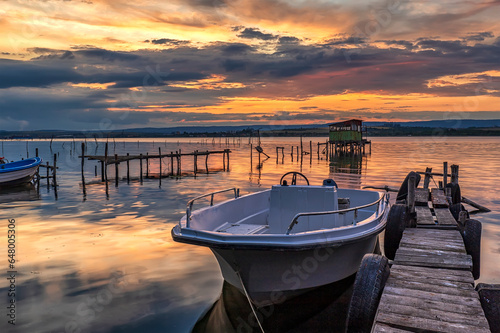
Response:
[0, 157, 42, 186]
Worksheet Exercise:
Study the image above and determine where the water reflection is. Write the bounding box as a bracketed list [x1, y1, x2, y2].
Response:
[0, 183, 39, 203]
[0, 137, 498, 333]
[193, 277, 354, 333]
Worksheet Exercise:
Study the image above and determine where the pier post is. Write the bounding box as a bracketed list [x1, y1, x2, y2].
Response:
[146, 153, 149, 178]
[226, 149, 230, 171]
[300, 136, 303, 156]
[179, 149, 182, 175]
[53, 154, 57, 188]
[194, 150, 198, 176]
[159, 147, 162, 187]
[250, 144, 253, 167]
[310, 141, 312, 164]
[223, 150, 226, 171]
[81, 143, 86, 197]
[423, 167, 432, 189]
[443, 162, 448, 187]
[114, 153, 119, 187]
[205, 151, 209, 174]
[407, 172, 416, 216]
[100, 161, 105, 182]
[46, 162, 50, 187]
[170, 152, 174, 176]
[139, 154, 143, 183]
[126, 153, 130, 183]
[451, 164, 459, 184]
[36, 148, 38, 157]
[104, 142, 109, 198]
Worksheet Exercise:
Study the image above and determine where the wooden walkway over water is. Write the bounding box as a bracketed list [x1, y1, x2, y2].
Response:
[372, 183, 490, 332]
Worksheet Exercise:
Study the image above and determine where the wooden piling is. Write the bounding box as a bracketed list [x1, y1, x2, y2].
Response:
[205, 152, 209, 174]
[170, 152, 174, 176]
[178, 149, 182, 175]
[139, 154, 143, 183]
[194, 150, 198, 176]
[451, 164, 459, 184]
[81, 143, 86, 197]
[46, 161, 50, 187]
[158, 147, 162, 187]
[250, 144, 253, 167]
[114, 153, 119, 187]
[423, 167, 432, 189]
[146, 153, 149, 178]
[53, 154, 57, 188]
[226, 149, 230, 171]
[443, 162, 448, 187]
[36, 148, 39, 157]
[407, 172, 416, 215]
[223, 149, 226, 171]
[126, 153, 130, 183]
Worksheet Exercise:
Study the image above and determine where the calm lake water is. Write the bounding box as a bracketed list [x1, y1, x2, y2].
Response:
[1, 136, 499, 333]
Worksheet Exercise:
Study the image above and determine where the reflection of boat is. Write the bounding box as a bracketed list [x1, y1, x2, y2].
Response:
[0, 157, 42, 186]
[172, 172, 389, 305]
[193, 277, 355, 333]
[0, 183, 39, 203]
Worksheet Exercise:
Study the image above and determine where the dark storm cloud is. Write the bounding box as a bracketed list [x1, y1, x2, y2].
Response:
[75, 48, 141, 62]
[0, 60, 84, 88]
[146, 38, 190, 46]
[463, 32, 494, 42]
[237, 27, 277, 40]
[2, 30, 500, 130]
[219, 43, 254, 55]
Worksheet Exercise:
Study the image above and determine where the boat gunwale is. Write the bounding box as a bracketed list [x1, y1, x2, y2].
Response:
[0, 157, 42, 173]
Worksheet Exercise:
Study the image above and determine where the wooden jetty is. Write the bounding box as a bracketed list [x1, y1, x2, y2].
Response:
[371, 166, 491, 333]
[79, 143, 231, 193]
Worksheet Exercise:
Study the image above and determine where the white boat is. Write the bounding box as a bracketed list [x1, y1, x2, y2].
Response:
[172, 172, 389, 305]
[0, 157, 42, 187]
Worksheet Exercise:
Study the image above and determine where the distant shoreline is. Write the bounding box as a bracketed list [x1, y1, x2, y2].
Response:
[1, 126, 500, 139]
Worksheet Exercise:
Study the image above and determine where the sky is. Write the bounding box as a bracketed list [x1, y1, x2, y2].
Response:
[1, 0, 500, 131]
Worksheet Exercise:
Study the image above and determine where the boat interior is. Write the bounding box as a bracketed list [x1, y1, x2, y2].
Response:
[186, 185, 382, 235]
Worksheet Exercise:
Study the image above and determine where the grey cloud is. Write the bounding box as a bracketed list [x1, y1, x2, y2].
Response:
[238, 27, 277, 40]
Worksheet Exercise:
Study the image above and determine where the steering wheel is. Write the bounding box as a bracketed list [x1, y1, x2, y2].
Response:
[280, 172, 310, 186]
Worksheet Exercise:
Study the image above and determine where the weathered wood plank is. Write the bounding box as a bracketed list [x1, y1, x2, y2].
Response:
[388, 270, 474, 289]
[390, 265, 474, 282]
[435, 208, 458, 226]
[377, 302, 490, 328]
[415, 205, 434, 224]
[415, 188, 430, 206]
[376, 312, 490, 333]
[401, 233, 464, 245]
[402, 228, 463, 240]
[386, 277, 477, 298]
[383, 285, 481, 306]
[399, 239, 466, 253]
[396, 247, 470, 259]
[431, 188, 449, 208]
[372, 323, 412, 333]
[379, 293, 484, 316]
[394, 254, 472, 270]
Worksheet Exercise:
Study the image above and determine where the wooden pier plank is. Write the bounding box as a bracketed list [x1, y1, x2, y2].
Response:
[431, 188, 449, 208]
[414, 188, 430, 206]
[377, 302, 490, 328]
[435, 208, 458, 226]
[390, 265, 474, 282]
[372, 224, 489, 333]
[379, 293, 484, 316]
[415, 205, 435, 224]
[376, 311, 490, 333]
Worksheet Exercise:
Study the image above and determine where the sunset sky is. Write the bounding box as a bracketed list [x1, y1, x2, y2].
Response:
[1, 0, 500, 130]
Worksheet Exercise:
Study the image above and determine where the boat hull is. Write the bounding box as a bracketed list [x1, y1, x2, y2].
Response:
[0, 165, 39, 186]
[210, 233, 378, 305]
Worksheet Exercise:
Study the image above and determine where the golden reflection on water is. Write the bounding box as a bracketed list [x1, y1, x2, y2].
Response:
[0, 136, 499, 332]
